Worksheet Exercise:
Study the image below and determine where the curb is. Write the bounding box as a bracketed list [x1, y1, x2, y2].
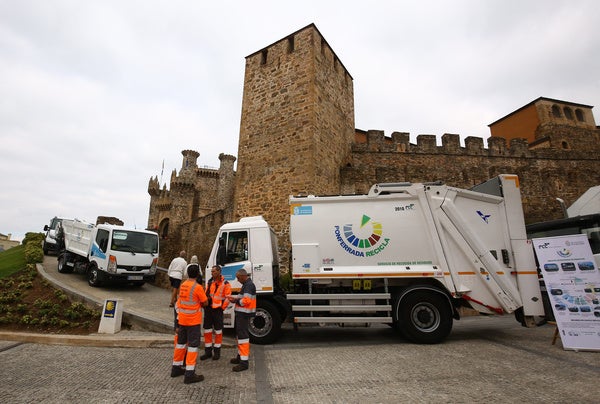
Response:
[0, 331, 174, 348]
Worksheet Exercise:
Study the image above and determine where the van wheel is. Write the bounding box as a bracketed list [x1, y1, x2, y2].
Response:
[396, 290, 453, 344]
[249, 300, 282, 345]
[88, 265, 102, 287]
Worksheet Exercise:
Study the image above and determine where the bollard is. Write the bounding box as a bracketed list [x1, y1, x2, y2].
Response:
[98, 298, 123, 334]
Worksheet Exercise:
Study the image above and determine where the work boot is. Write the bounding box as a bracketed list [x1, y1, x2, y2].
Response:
[170, 365, 185, 378]
[212, 347, 221, 360]
[230, 355, 240, 364]
[232, 362, 249, 372]
[183, 371, 204, 384]
[199, 347, 212, 361]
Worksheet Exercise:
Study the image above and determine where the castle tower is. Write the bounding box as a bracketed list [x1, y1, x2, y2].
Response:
[234, 24, 355, 269]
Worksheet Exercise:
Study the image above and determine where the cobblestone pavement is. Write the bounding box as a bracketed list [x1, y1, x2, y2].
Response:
[1, 316, 599, 403]
[2, 256, 599, 402]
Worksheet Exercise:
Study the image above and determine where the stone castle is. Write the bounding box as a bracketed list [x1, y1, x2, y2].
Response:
[147, 23, 600, 269]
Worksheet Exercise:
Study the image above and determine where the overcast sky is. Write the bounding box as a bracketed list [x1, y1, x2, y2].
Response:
[1, 0, 599, 242]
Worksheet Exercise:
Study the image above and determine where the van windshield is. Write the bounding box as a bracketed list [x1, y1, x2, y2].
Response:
[111, 230, 159, 254]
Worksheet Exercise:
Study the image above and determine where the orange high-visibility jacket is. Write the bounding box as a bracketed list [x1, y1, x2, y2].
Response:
[176, 279, 208, 326]
[208, 276, 232, 310]
[234, 278, 256, 316]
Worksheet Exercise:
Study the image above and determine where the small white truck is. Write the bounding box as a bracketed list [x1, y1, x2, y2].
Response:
[57, 219, 159, 287]
[206, 174, 544, 344]
[43, 216, 69, 255]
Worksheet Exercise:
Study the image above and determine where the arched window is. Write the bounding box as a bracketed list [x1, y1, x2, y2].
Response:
[575, 109, 585, 122]
[563, 107, 573, 120]
[551, 104, 561, 118]
[561, 141, 569, 150]
[159, 218, 170, 239]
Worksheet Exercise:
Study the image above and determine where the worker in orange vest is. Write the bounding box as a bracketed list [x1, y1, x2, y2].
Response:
[227, 268, 256, 372]
[170, 264, 208, 384]
[200, 265, 232, 361]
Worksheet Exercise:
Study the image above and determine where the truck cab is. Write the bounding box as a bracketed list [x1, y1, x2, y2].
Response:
[43, 216, 67, 255]
[206, 216, 286, 342]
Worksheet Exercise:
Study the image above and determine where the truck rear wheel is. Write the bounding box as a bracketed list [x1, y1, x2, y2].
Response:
[57, 255, 72, 273]
[249, 300, 282, 345]
[88, 264, 103, 287]
[396, 290, 453, 344]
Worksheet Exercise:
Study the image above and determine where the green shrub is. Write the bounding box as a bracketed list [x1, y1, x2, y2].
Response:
[24, 243, 43, 264]
[279, 272, 293, 291]
[22, 232, 44, 247]
[54, 289, 68, 302]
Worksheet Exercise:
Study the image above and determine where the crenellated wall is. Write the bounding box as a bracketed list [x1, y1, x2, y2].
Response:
[343, 129, 600, 223]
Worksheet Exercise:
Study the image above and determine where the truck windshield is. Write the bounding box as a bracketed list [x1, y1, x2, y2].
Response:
[111, 230, 159, 254]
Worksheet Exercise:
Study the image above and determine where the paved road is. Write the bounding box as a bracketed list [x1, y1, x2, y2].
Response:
[1, 316, 599, 403]
[39, 254, 175, 333]
[1, 256, 599, 402]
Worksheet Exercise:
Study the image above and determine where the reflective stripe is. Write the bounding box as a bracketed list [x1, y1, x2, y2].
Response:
[179, 282, 200, 314]
[209, 277, 231, 309]
[187, 346, 198, 353]
[203, 328, 213, 334]
[238, 338, 250, 344]
[235, 280, 256, 314]
[175, 343, 186, 349]
[215, 330, 222, 335]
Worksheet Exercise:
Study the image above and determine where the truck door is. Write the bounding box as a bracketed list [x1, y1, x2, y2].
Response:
[90, 228, 110, 270]
[218, 230, 252, 288]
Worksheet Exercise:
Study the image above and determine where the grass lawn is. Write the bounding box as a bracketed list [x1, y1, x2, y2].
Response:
[0, 245, 26, 279]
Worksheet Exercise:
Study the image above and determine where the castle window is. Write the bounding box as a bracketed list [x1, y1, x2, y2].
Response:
[551, 104, 561, 118]
[575, 108, 585, 122]
[561, 141, 570, 150]
[287, 36, 294, 53]
[261, 49, 268, 65]
[563, 106, 573, 120]
[159, 218, 170, 239]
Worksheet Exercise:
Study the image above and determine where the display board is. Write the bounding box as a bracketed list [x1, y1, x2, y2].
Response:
[533, 234, 600, 351]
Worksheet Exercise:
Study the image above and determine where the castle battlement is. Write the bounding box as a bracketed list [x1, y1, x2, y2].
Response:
[351, 129, 598, 159]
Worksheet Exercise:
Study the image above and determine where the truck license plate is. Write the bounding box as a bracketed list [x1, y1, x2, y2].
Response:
[128, 275, 143, 281]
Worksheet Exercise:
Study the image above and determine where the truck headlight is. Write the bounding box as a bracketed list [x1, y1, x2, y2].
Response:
[149, 257, 157, 275]
[107, 255, 117, 274]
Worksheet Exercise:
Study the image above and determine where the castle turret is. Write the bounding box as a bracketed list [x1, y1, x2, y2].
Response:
[218, 153, 236, 211]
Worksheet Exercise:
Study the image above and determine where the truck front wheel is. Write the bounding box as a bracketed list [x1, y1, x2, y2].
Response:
[249, 300, 282, 345]
[396, 290, 453, 344]
[88, 264, 103, 287]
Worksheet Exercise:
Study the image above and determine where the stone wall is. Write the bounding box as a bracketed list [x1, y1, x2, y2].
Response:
[343, 130, 600, 224]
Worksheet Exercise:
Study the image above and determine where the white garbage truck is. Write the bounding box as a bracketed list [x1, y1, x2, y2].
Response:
[206, 174, 544, 344]
[57, 219, 159, 287]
